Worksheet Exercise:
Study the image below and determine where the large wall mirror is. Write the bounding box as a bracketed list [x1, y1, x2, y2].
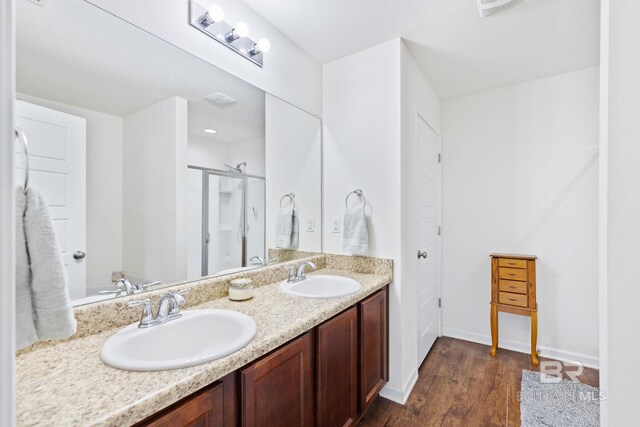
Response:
[15, 0, 322, 306]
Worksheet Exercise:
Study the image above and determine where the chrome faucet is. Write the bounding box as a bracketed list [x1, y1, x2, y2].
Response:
[127, 289, 189, 328]
[98, 279, 162, 296]
[157, 290, 188, 323]
[250, 256, 280, 266]
[284, 261, 317, 283]
[250, 256, 267, 266]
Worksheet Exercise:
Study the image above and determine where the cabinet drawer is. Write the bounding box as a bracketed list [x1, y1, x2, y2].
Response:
[498, 258, 527, 269]
[499, 280, 527, 295]
[498, 267, 527, 281]
[499, 292, 528, 307]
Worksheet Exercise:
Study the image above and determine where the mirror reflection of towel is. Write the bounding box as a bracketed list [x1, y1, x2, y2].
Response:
[275, 206, 298, 249]
[343, 207, 369, 256]
[15, 186, 77, 350]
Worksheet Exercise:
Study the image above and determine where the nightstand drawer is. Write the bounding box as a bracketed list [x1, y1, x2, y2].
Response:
[498, 258, 527, 269]
[499, 292, 528, 307]
[498, 267, 527, 281]
[499, 280, 527, 294]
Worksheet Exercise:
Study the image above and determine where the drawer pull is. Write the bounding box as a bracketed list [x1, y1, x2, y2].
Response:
[508, 262, 516, 266]
[509, 285, 516, 289]
[508, 273, 516, 277]
[508, 298, 517, 302]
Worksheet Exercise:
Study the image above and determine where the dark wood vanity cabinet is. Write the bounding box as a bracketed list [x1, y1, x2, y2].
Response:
[359, 288, 389, 412]
[137, 286, 388, 427]
[240, 332, 315, 427]
[138, 372, 237, 427]
[316, 306, 359, 427]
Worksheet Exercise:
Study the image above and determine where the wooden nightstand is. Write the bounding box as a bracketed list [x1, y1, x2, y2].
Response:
[489, 253, 538, 366]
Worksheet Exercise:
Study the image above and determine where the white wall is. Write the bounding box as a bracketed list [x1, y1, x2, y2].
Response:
[323, 38, 441, 403]
[323, 39, 403, 398]
[17, 94, 123, 292]
[441, 67, 600, 366]
[85, 0, 322, 117]
[265, 94, 322, 253]
[399, 41, 442, 398]
[605, 0, 640, 423]
[123, 97, 188, 283]
[0, 1, 15, 424]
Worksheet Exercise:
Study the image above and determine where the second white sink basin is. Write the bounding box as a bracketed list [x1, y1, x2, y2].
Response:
[279, 275, 362, 298]
[101, 309, 256, 371]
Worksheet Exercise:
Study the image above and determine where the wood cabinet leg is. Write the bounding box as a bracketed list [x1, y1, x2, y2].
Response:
[490, 305, 498, 357]
[531, 311, 539, 367]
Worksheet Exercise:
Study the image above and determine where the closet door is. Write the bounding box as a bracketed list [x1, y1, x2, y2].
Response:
[14, 100, 87, 300]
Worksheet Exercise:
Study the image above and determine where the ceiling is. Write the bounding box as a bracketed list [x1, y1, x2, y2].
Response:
[241, 0, 600, 99]
[17, 0, 265, 143]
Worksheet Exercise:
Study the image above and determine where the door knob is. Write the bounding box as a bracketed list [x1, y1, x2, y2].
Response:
[417, 250, 428, 259]
[73, 251, 86, 260]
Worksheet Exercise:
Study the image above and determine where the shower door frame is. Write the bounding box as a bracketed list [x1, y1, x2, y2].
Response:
[188, 165, 266, 276]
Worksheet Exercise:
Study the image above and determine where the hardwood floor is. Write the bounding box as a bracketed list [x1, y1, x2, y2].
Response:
[358, 337, 599, 427]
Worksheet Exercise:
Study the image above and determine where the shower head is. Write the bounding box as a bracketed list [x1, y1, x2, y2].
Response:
[477, 0, 528, 17]
[224, 162, 247, 173]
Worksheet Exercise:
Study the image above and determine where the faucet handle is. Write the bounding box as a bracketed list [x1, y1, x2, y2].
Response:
[283, 265, 296, 282]
[127, 299, 151, 308]
[128, 299, 157, 328]
[268, 258, 279, 265]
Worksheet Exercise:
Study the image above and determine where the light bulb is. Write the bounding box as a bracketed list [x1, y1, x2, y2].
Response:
[207, 5, 224, 22]
[257, 38, 271, 53]
[235, 22, 250, 38]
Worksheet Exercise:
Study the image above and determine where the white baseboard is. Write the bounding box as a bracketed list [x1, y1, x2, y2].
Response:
[379, 368, 418, 405]
[442, 327, 599, 369]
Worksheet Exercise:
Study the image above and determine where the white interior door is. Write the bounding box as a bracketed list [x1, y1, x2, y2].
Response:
[416, 113, 441, 365]
[14, 100, 86, 300]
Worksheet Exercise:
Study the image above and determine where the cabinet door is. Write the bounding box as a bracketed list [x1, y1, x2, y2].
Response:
[317, 307, 358, 427]
[138, 373, 237, 427]
[240, 332, 314, 427]
[359, 288, 389, 412]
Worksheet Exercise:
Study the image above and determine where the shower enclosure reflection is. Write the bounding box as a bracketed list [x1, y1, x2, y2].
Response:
[187, 166, 266, 279]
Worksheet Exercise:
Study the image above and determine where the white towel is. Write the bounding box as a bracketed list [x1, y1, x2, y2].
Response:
[16, 186, 77, 349]
[343, 206, 369, 256]
[275, 206, 299, 249]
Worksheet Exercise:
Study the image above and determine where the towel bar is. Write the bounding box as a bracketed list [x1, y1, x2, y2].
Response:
[14, 128, 29, 194]
[280, 192, 295, 209]
[345, 189, 366, 210]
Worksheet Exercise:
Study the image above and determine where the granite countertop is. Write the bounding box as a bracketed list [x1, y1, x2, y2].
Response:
[16, 268, 391, 426]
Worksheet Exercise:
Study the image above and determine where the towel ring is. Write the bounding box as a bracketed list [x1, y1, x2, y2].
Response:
[345, 189, 366, 211]
[15, 128, 29, 193]
[280, 192, 295, 209]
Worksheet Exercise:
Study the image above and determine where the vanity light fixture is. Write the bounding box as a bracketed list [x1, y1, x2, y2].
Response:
[249, 38, 271, 55]
[189, 1, 270, 67]
[204, 128, 217, 134]
[200, 4, 224, 26]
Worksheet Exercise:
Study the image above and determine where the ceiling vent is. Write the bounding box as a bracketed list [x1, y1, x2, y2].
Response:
[477, 0, 528, 17]
[204, 92, 237, 105]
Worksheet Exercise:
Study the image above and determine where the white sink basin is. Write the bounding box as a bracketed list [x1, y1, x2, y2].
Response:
[279, 275, 362, 298]
[101, 309, 256, 371]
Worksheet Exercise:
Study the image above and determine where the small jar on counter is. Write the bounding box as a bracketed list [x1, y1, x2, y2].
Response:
[228, 278, 254, 301]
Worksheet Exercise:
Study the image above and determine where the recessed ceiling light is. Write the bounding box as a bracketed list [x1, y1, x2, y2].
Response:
[204, 128, 217, 134]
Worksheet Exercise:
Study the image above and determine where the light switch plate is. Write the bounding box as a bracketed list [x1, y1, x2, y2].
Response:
[332, 217, 341, 233]
[306, 217, 315, 232]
